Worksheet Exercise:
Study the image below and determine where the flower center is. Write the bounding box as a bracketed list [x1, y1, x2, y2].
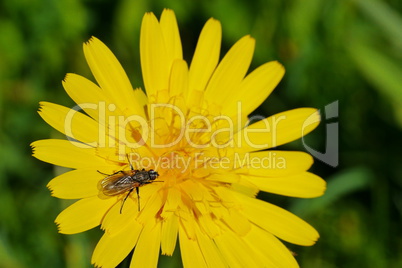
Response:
[157, 149, 193, 186]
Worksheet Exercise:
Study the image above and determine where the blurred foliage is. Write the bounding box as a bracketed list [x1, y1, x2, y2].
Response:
[0, 0, 401, 267]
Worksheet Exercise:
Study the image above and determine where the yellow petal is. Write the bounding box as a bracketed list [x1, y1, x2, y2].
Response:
[63, 73, 147, 128]
[39, 97, 147, 154]
[136, 186, 163, 224]
[236, 151, 314, 177]
[83, 37, 146, 117]
[62, 73, 107, 121]
[169, 59, 189, 98]
[160, 9, 183, 62]
[207, 172, 240, 184]
[213, 228, 264, 268]
[188, 18, 221, 94]
[198, 213, 221, 238]
[140, 12, 169, 99]
[220, 208, 251, 236]
[244, 225, 299, 268]
[234, 108, 320, 152]
[242, 172, 326, 198]
[92, 219, 142, 268]
[179, 180, 210, 206]
[223, 61, 285, 116]
[31, 139, 115, 169]
[178, 205, 197, 240]
[38, 102, 100, 145]
[130, 220, 161, 268]
[204, 35, 255, 107]
[230, 178, 260, 197]
[179, 225, 207, 268]
[161, 213, 179, 256]
[101, 196, 138, 234]
[186, 89, 205, 115]
[47, 169, 102, 199]
[195, 226, 227, 268]
[55, 196, 116, 234]
[160, 187, 181, 218]
[237, 194, 319, 246]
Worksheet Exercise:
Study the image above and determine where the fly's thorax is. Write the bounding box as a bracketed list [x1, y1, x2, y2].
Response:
[133, 169, 159, 184]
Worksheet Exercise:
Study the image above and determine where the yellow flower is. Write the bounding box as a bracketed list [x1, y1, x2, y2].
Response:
[32, 9, 325, 268]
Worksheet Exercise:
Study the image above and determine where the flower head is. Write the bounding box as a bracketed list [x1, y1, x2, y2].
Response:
[32, 9, 325, 268]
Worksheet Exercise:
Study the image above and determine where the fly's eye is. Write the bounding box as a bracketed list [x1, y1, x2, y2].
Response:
[149, 170, 159, 179]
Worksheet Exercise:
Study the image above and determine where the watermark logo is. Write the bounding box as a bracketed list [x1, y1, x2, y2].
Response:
[63, 101, 339, 168]
[302, 101, 339, 167]
[126, 151, 287, 173]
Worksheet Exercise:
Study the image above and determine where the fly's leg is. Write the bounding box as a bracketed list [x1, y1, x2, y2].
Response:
[136, 187, 140, 211]
[126, 154, 134, 170]
[97, 170, 110, 176]
[98, 170, 124, 176]
[120, 188, 133, 214]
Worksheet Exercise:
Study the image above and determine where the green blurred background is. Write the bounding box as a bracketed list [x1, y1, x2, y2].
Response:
[1, 0, 401, 267]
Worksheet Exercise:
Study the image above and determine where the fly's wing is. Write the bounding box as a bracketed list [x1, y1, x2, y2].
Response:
[98, 173, 134, 196]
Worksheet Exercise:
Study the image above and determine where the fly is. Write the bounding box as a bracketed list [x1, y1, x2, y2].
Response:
[97, 156, 160, 213]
